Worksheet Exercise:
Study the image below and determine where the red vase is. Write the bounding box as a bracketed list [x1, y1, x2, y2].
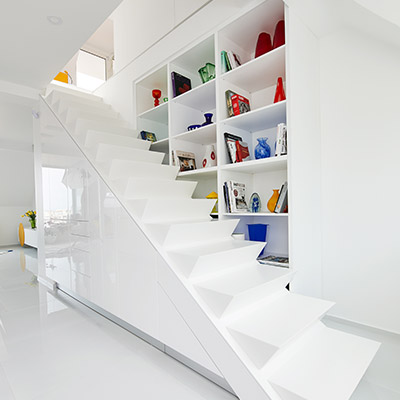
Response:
[255, 32, 272, 58]
[273, 20, 285, 49]
[274, 77, 286, 103]
[152, 89, 161, 107]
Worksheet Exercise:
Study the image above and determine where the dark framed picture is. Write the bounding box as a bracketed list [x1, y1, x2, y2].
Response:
[171, 72, 191, 98]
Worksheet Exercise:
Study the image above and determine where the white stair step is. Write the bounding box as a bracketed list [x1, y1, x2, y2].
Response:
[62, 107, 120, 126]
[268, 322, 380, 400]
[227, 291, 334, 369]
[46, 88, 103, 107]
[105, 159, 179, 181]
[119, 178, 197, 199]
[195, 264, 294, 318]
[74, 119, 137, 138]
[95, 143, 164, 164]
[147, 219, 238, 249]
[56, 98, 112, 115]
[168, 239, 266, 279]
[125, 199, 216, 223]
[72, 117, 129, 137]
[84, 130, 150, 151]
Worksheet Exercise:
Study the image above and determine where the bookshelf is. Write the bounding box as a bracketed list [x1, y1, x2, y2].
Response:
[134, 0, 288, 257]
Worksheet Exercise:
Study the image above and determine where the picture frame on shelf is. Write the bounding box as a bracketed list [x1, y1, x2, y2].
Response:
[140, 130, 157, 142]
[171, 71, 191, 98]
[175, 150, 196, 172]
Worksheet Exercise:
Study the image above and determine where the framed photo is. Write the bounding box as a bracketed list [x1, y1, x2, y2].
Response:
[175, 150, 196, 172]
[140, 130, 157, 142]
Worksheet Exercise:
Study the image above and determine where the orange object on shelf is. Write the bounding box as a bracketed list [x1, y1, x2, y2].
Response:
[267, 189, 280, 212]
[54, 70, 69, 83]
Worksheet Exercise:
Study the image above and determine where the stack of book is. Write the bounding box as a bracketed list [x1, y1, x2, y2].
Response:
[221, 51, 241, 73]
[274, 181, 288, 213]
[258, 255, 289, 268]
[224, 132, 250, 163]
[223, 181, 248, 213]
[275, 123, 287, 156]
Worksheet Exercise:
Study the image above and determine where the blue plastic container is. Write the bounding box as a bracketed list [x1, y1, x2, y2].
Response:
[248, 223, 268, 256]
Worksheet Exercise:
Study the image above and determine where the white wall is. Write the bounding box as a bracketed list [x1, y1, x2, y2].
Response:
[0, 98, 35, 246]
[318, 27, 400, 334]
[111, 0, 210, 75]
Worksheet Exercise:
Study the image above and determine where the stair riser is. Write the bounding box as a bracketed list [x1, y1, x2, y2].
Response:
[48, 90, 103, 106]
[122, 180, 197, 200]
[108, 162, 178, 181]
[73, 118, 129, 137]
[84, 131, 149, 151]
[139, 201, 215, 223]
[170, 243, 265, 279]
[57, 99, 112, 116]
[95, 145, 164, 164]
[63, 109, 120, 126]
[159, 219, 238, 249]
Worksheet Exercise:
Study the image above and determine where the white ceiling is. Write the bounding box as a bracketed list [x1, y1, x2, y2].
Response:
[0, 0, 122, 90]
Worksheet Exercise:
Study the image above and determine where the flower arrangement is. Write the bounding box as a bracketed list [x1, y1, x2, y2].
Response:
[22, 210, 37, 229]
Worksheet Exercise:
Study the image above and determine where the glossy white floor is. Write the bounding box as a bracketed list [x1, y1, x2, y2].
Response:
[0, 245, 399, 400]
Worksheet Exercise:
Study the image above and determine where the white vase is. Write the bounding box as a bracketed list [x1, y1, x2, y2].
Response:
[201, 145, 217, 168]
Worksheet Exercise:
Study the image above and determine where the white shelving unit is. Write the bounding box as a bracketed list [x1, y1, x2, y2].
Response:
[134, 0, 288, 257]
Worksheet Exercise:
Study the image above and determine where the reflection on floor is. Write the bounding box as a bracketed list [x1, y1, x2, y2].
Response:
[0, 245, 399, 399]
[0, 246, 235, 400]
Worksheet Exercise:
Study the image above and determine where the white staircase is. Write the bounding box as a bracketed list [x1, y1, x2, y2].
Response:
[43, 88, 380, 400]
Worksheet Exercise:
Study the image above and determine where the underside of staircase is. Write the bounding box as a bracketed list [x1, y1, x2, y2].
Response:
[41, 87, 380, 400]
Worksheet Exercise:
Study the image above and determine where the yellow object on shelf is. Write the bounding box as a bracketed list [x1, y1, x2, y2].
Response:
[54, 70, 69, 83]
[18, 223, 25, 246]
[206, 191, 218, 214]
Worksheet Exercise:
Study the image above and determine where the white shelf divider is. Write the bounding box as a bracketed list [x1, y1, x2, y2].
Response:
[177, 166, 217, 178]
[223, 212, 288, 217]
[173, 124, 216, 145]
[137, 101, 168, 123]
[171, 79, 216, 111]
[220, 100, 286, 132]
[220, 155, 287, 174]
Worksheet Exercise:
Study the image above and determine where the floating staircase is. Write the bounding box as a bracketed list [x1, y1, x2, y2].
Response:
[42, 88, 380, 400]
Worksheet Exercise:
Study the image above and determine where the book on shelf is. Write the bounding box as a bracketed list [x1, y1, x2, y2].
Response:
[171, 71, 191, 98]
[225, 90, 237, 118]
[231, 94, 251, 116]
[140, 131, 157, 142]
[175, 150, 196, 172]
[258, 254, 289, 268]
[224, 181, 248, 213]
[275, 123, 287, 156]
[224, 132, 242, 163]
[235, 140, 250, 162]
[221, 50, 241, 73]
[274, 181, 288, 213]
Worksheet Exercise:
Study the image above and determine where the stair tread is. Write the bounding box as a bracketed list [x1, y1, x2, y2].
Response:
[171, 239, 262, 257]
[269, 324, 380, 400]
[196, 263, 292, 296]
[85, 130, 149, 150]
[229, 291, 334, 348]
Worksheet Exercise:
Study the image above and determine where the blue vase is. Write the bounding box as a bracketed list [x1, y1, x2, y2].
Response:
[254, 137, 271, 159]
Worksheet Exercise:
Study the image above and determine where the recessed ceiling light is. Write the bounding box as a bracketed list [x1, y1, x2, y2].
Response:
[47, 16, 63, 25]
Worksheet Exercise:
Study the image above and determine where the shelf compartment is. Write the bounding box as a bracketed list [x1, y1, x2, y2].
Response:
[150, 137, 169, 153]
[221, 100, 286, 132]
[137, 101, 168, 124]
[221, 155, 287, 174]
[177, 166, 217, 178]
[171, 79, 216, 112]
[221, 45, 285, 92]
[173, 124, 216, 145]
